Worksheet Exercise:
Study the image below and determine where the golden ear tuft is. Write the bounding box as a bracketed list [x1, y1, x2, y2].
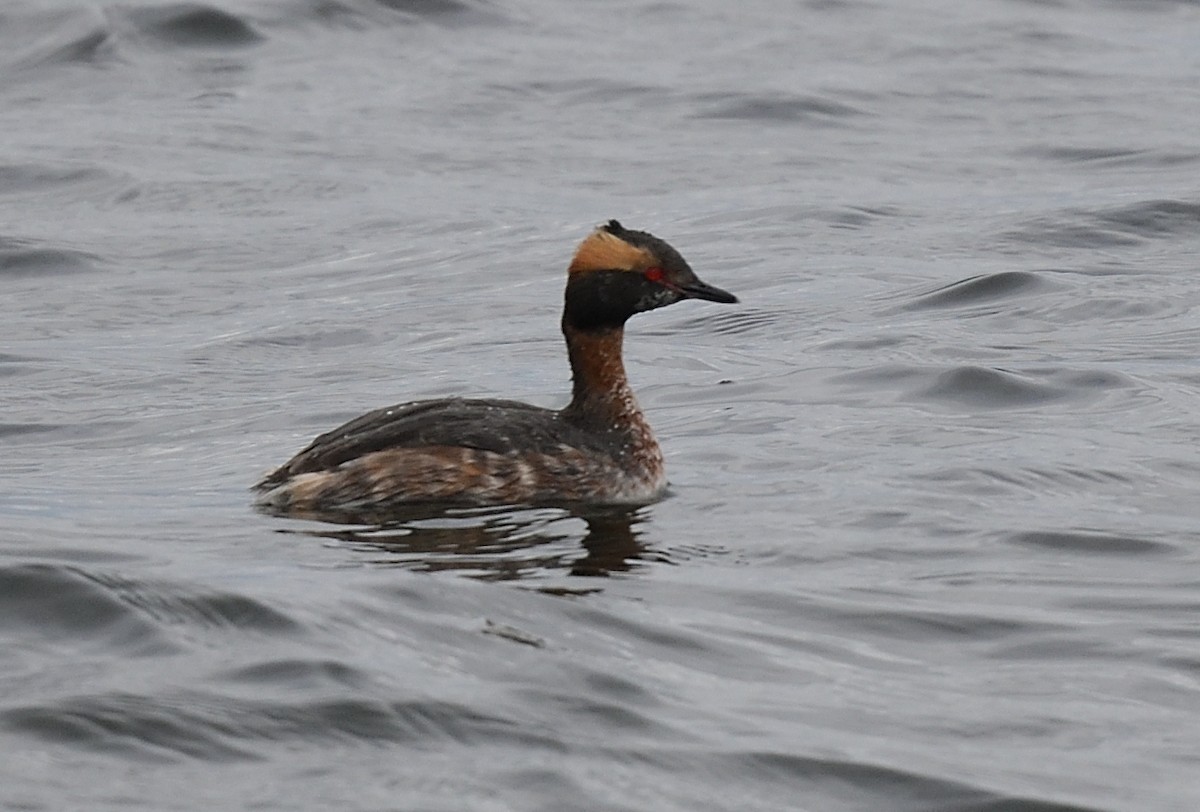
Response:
[568, 228, 655, 275]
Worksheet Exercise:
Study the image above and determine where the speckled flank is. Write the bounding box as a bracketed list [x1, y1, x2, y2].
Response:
[257, 443, 667, 513]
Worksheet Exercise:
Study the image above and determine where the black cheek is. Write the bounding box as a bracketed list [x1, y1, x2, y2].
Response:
[636, 287, 680, 312]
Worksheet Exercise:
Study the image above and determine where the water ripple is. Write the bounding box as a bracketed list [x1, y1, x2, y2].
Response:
[833, 364, 1132, 411]
[1007, 530, 1175, 556]
[919, 464, 1136, 499]
[668, 307, 793, 337]
[0, 353, 43, 380]
[218, 658, 377, 690]
[1, 692, 553, 763]
[375, 0, 505, 23]
[1004, 198, 1200, 249]
[0, 422, 62, 438]
[0, 565, 168, 653]
[919, 366, 1075, 408]
[7, 18, 114, 69]
[0, 162, 131, 202]
[488, 77, 667, 109]
[1024, 145, 1200, 168]
[906, 271, 1052, 310]
[120, 4, 265, 49]
[692, 91, 869, 124]
[818, 602, 1063, 642]
[732, 751, 1107, 812]
[0, 564, 302, 649]
[0, 238, 102, 279]
[85, 571, 303, 634]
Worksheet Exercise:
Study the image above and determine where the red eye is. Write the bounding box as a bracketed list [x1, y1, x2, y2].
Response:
[644, 267, 665, 283]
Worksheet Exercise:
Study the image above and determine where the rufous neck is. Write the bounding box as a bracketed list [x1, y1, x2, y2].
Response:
[561, 320, 637, 423]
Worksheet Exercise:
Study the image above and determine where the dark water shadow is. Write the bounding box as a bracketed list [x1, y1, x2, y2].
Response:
[1006, 529, 1176, 556]
[904, 270, 1051, 311]
[1000, 197, 1200, 250]
[690, 90, 869, 125]
[275, 504, 651, 582]
[0, 237, 103, 279]
[122, 4, 265, 49]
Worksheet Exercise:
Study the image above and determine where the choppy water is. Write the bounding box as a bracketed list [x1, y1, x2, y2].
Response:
[4, 0, 1200, 809]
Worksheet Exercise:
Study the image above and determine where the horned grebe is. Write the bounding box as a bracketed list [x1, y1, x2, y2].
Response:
[254, 220, 737, 517]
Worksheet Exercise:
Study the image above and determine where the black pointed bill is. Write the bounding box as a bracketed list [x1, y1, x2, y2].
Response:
[679, 277, 738, 304]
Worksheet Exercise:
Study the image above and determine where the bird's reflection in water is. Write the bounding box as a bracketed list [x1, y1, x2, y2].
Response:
[277, 503, 652, 582]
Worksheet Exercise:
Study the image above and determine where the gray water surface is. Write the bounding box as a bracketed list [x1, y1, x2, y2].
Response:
[3, 1, 1200, 810]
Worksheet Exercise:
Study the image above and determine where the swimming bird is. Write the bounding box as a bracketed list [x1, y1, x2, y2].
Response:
[254, 220, 736, 518]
